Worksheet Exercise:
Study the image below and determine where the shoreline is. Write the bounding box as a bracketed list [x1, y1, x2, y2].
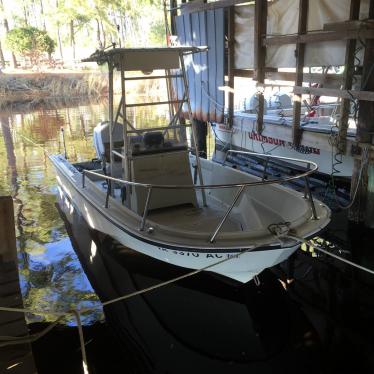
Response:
[0, 71, 109, 107]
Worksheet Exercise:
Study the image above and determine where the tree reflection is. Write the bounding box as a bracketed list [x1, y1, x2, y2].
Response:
[0, 100, 106, 325]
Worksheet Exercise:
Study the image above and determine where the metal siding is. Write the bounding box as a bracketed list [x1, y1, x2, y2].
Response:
[183, 13, 196, 118]
[207, 10, 218, 122]
[192, 12, 202, 120]
[199, 11, 209, 122]
[175, 16, 187, 115]
[215, 8, 225, 123]
[175, 9, 225, 122]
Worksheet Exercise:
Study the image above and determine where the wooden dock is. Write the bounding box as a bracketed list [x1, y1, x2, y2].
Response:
[0, 196, 37, 374]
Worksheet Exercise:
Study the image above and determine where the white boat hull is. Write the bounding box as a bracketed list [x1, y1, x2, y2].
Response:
[54, 161, 299, 284]
[214, 116, 354, 177]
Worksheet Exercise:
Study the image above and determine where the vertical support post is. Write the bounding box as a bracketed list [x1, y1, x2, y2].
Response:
[338, 0, 361, 153]
[120, 59, 130, 184]
[254, 0, 267, 133]
[292, 0, 308, 145]
[61, 127, 67, 159]
[164, 2, 176, 121]
[140, 186, 153, 231]
[170, 0, 178, 35]
[262, 157, 269, 181]
[304, 162, 310, 198]
[227, 6, 235, 128]
[180, 51, 207, 207]
[349, 0, 374, 226]
[210, 185, 245, 243]
[108, 58, 115, 179]
[0, 196, 17, 262]
[105, 179, 111, 208]
[304, 176, 318, 220]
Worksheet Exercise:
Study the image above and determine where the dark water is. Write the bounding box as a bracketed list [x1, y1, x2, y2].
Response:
[1, 99, 374, 373]
[57, 194, 322, 374]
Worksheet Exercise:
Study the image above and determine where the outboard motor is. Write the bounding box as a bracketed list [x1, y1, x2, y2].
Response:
[268, 92, 292, 110]
[93, 121, 124, 160]
[243, 95, 268, 114]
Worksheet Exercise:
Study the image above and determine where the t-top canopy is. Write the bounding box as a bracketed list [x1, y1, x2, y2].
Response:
[82, 47, 207, 71]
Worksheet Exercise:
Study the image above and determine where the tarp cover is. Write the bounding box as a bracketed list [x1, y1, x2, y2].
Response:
[175, 9, 225, 122]
[235, 0, 370, 69]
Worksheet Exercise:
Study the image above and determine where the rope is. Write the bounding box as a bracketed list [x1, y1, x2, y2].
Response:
[268, 223, 374, 276]
[0, 241, 265, 373]
[2, 219, 374, 374]
[328, 144, 369, 210]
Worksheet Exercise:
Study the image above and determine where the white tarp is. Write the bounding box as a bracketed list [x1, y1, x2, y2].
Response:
[235, 0, 370, 69]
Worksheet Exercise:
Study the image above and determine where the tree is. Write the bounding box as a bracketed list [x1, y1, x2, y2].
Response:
[0, 0, 17, 67]
[6, 26, 55, 66]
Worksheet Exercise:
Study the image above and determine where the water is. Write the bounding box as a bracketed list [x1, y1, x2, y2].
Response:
[0, 99, 106, 325]
[57, 193, 323, 373]
[1, 99, 374, 373]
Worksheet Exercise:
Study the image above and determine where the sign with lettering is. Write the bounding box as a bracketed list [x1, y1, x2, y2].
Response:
[248, 131, 320, 155]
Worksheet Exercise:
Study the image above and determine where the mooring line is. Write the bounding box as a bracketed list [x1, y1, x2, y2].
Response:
[0, 242, 263, 374]
[2, 228, 374, 373]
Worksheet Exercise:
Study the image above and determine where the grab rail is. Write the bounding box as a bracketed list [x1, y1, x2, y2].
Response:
[81, 150, 319, 242]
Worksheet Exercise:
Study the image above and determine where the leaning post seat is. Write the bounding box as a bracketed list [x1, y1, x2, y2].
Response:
[127, 131, 197, 215]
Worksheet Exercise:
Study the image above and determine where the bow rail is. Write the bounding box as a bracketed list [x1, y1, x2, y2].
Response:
[81, 150, 319, 242]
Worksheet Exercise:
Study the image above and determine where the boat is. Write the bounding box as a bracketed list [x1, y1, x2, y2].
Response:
[49, 47, 331, 283]
[213, 94, 355, 178]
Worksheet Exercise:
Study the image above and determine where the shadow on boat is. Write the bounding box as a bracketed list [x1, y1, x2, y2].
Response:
[55, 193, 325, 374]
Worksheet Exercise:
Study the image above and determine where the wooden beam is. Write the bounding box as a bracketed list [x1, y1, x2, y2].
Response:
[293, 86, 374, 101]
[292, 0, 308, 145]
[227, 6, 235, 127]
[323, 19, 374, 32]
[233, 68, 352, 86]
[264, 29, 374, 46]
[338, 0, 361, 154]
[254, 0, 267, 133]
[180, 0, 252, 14]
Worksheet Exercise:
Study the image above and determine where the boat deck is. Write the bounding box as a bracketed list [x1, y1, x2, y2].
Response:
[93, 180, 243, 234]
[148, 204, 243, 233]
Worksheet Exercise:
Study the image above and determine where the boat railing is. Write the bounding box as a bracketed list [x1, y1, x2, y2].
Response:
[81, 150, 319, 243]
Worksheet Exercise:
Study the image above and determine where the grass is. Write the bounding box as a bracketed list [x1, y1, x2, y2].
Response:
[0, 72, 108, 108]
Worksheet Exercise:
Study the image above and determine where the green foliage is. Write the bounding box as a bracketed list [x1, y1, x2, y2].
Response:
[6, 26, 56, 64]
[0, 0, 166, 67]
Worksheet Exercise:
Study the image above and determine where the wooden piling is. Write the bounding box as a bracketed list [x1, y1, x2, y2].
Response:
[254, 0, 267, 133]
[349, 0, 374, 227]
[292, 0, 308, 146]
[0, 196, 38, 374]
[337, 0, 361, 154]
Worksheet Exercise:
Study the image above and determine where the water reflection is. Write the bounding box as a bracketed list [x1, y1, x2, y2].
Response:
[0, 99, 108, 324]
[56, 191, 322, 373]
[0, 94, 174, 325]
